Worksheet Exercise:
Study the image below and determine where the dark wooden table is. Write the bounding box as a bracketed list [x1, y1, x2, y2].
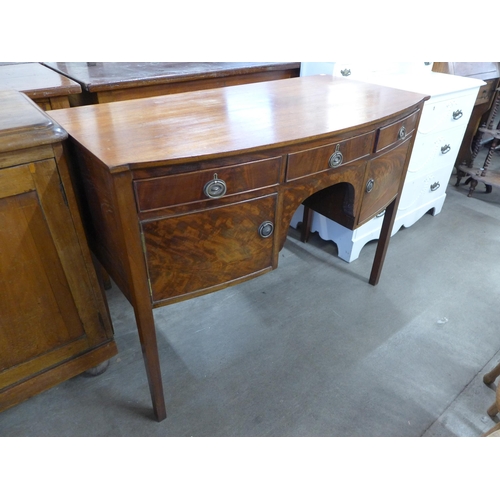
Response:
[49, 76, 428, 421]
[42, 62, 300, 105]
[0, 62, 81, 110]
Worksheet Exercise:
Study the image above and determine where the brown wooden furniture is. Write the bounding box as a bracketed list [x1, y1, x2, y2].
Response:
[483, 361, 500, 436]
[0, 90, 117, 413]
[455, 88, 500, 196]
[433, 63, 500, 170]
[48, 76, 429, 421]
[42, 62, 300, 105]
[0, 62, 81, 110]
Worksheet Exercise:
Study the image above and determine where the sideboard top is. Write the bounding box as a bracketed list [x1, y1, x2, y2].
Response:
[0, 90, 67, 153]
[0, 63, 81, 98]
[42, 62, 301, 92]
[48, 75, 429, 171]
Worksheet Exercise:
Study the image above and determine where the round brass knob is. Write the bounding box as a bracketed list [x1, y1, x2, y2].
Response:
[258, 221, 274, 238]
[398, 126, 406, 140]
[203, 174, 227, 198]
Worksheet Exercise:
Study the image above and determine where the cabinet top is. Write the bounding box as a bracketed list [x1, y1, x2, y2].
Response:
[42, 62, 301, 92]
[0, 63, 81, 98]
[0, 90, 67, 153]
[48, 75, 429, 171]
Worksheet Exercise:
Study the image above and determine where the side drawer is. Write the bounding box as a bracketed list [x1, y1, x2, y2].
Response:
[375, 110, 419, 153]
[357, 136, 413, 227]
[134, 157, 281, 212]
[286, 131, 375, 181]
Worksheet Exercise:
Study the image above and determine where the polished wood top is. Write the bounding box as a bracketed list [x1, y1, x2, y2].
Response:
[48, 75, 428, 172]
[0, 90, 67, 154]
[42, 62, 300, 92]
[0, 63, 81, 99]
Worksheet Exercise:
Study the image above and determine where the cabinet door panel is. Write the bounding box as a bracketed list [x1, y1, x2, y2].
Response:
[357, 138, 412, 226]
[0, 191, 84, 370]
[142, 194, 277, 303]
[0, 159, 110, 389]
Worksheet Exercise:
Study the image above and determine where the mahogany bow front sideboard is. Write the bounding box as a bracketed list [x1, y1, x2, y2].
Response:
[48, 75, 429, 421]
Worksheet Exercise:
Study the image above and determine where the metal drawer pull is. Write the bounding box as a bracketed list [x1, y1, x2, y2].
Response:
[258, 221, 274, 238]
[328, 144, 343, 168]
[341, 68, 351, 76]
[366, 178, 375, 193]
[203, 173, 227, 198]
[398, 126, 406, 140]
[452, 110, 463, 120]
[430, 182, 440, 191]
[441, 144, 451, 155]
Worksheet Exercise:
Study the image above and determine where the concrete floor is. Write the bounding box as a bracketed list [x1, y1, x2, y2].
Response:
[2, 158, 500, 437]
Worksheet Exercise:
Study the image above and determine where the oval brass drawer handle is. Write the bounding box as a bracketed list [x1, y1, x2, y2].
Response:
[452, 109, 463, 120]
[366, 178, 375, 193]
[328, 145, 343, 168]
[203, 173, 227, 198]
[258, 221, 274, 238]
[398, 126, 406, 140]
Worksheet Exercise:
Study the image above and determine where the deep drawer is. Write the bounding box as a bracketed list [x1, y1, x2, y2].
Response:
[375, 111, 419, 153]
[286, 131, 375, 181]
[134, 157, 281, 212]
[406, 122, 467, 176]
[417, 91, 478, 135]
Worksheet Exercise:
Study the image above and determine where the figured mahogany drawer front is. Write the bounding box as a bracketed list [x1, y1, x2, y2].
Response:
[142, 194, 277, 303]
[134, 157, 281, 212]
[357, 136, 412, 227]
[375, 111, 419, 153]
[286, 131, 375, 181]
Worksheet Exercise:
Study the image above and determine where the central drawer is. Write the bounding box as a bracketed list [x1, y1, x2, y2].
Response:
[286, 131, 375, 181]
[134, 157, 281, 213]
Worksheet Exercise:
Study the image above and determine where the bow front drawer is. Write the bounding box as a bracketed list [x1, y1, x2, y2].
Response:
[134, 157, 281, 212]
[375, 110, 419, 153]
[286, 131, 375, 181]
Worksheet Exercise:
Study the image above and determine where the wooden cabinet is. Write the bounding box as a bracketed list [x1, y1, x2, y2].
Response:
[0, 62, 81, 110]
[0, 90, 116, 413]
[42, 62, 300, 105]
[48, 76, 428, 420]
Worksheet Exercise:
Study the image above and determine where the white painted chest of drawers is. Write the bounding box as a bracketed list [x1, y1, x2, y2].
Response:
[292, 69, 484, 262]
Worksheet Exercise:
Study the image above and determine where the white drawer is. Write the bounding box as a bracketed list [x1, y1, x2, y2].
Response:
[399, 162, 453, 216]
[406, 123, 468, 176]
[417, 90, 477, 134]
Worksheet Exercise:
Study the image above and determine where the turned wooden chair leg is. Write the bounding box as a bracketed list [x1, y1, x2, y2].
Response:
[487, 400, 499, 417]
[483, 361, 500, 385]
[483, 363, 500, 436]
